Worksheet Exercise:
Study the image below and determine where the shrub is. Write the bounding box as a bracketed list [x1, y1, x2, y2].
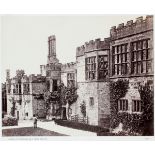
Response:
[113, 131, 141, 136]
[110, 112, 143, 134]
[55, 119, 109, 133]
[138, 83, 154, 136]
[2, 111, 7, 118]
[2, 116, 18, 126]
[80, 102, 86, 117]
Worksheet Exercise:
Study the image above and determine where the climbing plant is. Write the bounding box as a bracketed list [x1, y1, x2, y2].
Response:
[10, 97, 16, 117]
[138, 82, 154, 135]
[44, 82, 78, 118]
[110, 79, 129, 129]
[110, 79, 129, 102]
[80, 101, 86, 117]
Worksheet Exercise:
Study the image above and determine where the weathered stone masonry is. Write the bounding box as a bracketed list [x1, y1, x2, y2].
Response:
[5, 15, 153, 129]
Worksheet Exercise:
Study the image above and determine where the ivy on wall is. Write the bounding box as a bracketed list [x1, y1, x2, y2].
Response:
[138, 83, 154, 135]
[80, 101, 86, 117]
[110, 79, 129, 129]
[110, 79, 154, 136]
[110, 79, 129, 116]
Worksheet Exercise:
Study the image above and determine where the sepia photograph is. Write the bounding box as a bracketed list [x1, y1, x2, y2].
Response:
[1, 15, 154, 138]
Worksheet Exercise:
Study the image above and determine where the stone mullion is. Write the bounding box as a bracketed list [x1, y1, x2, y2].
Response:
[96, 52, 98, 80]
[128, 42, 132, 75]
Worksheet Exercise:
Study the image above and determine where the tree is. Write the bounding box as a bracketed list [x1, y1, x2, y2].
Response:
[64, 85, 78, 119]
[10, 97, 16, 117]
[44, 82, 78, 119]
[138, 82, 154, 135]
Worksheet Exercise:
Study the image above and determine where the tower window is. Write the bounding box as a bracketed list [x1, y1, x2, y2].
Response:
[85, 56, 96, 80]
[67, 73, 75, 87]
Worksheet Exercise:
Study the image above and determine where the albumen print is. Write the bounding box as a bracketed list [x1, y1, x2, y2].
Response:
[1, 15, 154, 138]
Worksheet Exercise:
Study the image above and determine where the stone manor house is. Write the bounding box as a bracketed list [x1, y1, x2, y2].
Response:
[5, 15, 153, 128]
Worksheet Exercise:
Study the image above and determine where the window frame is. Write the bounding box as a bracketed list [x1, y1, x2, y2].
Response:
[132, 100, 142, 113]
[131, 39, 151, 75]
[85, 56, 96, 80]
[112, 43, 129, 76]
[89, 97, 94, 106]
[67, 73, 75, 88]
[117, 99, 128, 112]
[98, 55, 108, 80]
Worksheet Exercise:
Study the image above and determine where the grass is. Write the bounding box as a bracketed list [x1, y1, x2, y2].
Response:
[2, 127, 67, 136]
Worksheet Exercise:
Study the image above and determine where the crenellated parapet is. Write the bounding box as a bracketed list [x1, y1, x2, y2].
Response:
[61, 62, 76, 72]
[29, 74, 46, 83]
[110, 15, 153, 40]
[46, 63, 62, 71]
[76, 38, 110, 57]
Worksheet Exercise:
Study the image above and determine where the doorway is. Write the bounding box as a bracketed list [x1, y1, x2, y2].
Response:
[62, 107, 67, 120]
[17, 111, 19, 120]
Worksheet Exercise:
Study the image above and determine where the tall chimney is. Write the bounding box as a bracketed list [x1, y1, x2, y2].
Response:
[48, 35, 56, 58]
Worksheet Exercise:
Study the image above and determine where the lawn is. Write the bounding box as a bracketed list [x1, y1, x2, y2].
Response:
[2, 127, 67, 136]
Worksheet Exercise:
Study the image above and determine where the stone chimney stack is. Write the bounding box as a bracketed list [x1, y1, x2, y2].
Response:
[48, 35, 56, 58]
[47, 35, 59, 64]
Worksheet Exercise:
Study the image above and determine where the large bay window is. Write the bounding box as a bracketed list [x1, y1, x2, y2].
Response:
[85, 55, 109, 80]
[112, 44, 129, 76]
[131, 39, 151, 74]
[85, 56, 96, 80]
[98, 55, 108, 79]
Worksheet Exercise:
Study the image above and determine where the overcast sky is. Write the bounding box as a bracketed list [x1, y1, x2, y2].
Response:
[0, 15, 145, 82]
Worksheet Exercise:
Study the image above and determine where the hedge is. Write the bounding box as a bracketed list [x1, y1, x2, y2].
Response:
[2, 116, 18, 126]
[55, 119, 109, 133]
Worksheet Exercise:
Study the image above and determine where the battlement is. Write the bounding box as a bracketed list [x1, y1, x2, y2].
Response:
[76, 38, 110, 57]
[46, 63, 61, 71]
[110, 15, 153, 40]
[29, 74, 46, 83]
[61, 62, 76, 71]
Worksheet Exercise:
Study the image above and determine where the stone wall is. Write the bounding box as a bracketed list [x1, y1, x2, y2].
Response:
[61, 62, 77, 86]
[76, 55, 85, 83]
[31, 82, 46, 94]
[110, 15, 153, 40]
[75, 39, 110, 126]
[111, 76, 153, 114]
[76, 82, 99, 125]
[76, 38, 110, 57]
[110, 30, 154, 77]
[32, 97, 46, 118]
[31, 82, 46, 118]
[98, 82, 110, 128]
[61, 72, 67, 86]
